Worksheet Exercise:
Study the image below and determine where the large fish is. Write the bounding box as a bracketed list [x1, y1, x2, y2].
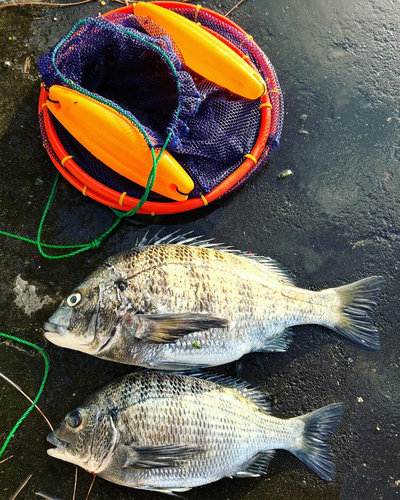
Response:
[47, 371, 343, 494]
[44, 232, 385, 370]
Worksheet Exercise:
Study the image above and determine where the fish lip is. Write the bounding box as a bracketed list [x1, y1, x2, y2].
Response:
[43, 322, 68, 337]
[47, 432, 68, 453]
[45, 322, 95, 348]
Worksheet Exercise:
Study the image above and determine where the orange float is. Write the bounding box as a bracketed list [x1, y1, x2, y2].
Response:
[134, 2, 265, 100]
[46, 85, 193, 202]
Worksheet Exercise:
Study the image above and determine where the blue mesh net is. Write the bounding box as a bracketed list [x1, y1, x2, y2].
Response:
[38, 9, 283, 204]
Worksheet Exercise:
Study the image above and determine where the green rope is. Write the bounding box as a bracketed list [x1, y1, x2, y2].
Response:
[0, 119, 174, 258]
[0, 333, 50, 458]
[110, 129, 173, 218]
[0, 173, 120, 259]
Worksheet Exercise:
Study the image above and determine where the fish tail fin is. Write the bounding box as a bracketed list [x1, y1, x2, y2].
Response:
[331, 276, 385, 350]
[290, 403, 343, 481]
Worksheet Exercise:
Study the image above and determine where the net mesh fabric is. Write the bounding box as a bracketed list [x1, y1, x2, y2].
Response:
[38, 8, 283, 203]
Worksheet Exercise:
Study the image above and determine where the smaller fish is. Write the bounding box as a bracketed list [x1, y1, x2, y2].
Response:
[47, 371, 343, 495]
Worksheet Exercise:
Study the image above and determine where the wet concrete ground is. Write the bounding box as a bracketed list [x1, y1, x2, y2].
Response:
[0, 0, 399, 498]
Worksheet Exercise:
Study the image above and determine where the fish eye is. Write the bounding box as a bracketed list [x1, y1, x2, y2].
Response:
[67, 292, 82, 307]
[68, 411, 82, 429]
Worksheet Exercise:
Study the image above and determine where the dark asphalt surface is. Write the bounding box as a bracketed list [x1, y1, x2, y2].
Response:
[0, 0, 399, 499]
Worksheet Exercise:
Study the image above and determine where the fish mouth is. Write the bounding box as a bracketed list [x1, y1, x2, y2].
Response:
[44, 321, 95, 348]
[47, 432, 69, 457]
[44, 321, 69, 337]
[44, 322, 79, 349]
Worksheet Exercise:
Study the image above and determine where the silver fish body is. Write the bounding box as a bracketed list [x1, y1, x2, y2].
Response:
[47, 371, 343, 494]
[44, 233, 385, 370]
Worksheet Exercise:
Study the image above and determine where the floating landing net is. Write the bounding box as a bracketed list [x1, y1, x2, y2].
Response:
[38, 2, 283, 215]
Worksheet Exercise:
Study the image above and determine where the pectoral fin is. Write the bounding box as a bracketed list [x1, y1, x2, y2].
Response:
[123, 444, 204, 469]
[135, 313, 229, 343]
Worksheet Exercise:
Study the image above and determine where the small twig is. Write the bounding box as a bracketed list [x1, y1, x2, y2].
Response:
[0, 0, 94, 9]
[11, 474, 33, 500]
[24, 56, 31, 74]
[85, 475, 96, 500]
[0, 370, 53, 431]
[35, 492, 66, 500]
[72, 467, 78, 500]
[225, 0, 250, 17]
[0, 454, 13, 465]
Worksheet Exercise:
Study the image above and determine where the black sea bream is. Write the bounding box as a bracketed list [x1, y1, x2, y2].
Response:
[44, 233, 385, 370]
[47, 371, 343, 494]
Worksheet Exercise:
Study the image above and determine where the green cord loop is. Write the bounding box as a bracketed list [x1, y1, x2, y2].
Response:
[0, 130, 174, 259]
[0, 333, 50, 458]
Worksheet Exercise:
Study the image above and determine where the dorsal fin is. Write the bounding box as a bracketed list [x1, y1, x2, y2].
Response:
[134, 229, 296, 285]
[135, 229, 235, 252]
[135, 229, 182, 247]
[243, 256, 297, 285]
[186, 371, 272, 414]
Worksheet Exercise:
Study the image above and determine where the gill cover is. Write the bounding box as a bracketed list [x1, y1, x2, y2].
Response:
[47, 404, 118, 474]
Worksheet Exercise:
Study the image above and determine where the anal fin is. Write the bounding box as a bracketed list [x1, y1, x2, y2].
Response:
[254, 327, 294, 353]
[139, 486, 192, 497]
[150, 360, 210, 371]
[231, 450, 275, 478]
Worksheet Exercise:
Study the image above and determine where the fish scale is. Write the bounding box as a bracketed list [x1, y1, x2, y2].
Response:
[44, 233, 385, 369]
